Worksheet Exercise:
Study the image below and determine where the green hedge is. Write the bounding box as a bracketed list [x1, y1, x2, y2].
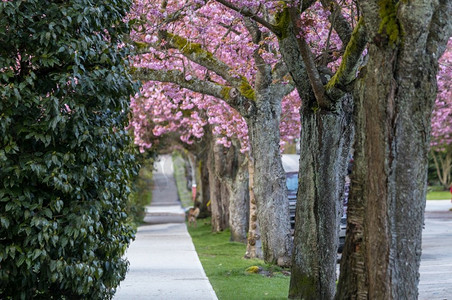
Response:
[0, 1, 139, 298]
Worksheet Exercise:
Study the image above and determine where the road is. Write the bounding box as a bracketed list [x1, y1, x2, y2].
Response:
[419, 200, 452, 300]
[336, 201, 452, 299]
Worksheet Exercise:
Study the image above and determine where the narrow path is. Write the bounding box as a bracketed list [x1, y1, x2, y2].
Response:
[114, 155, 217, 300]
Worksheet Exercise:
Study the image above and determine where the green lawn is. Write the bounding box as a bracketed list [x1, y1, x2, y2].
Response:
[426, 190, 451, 200]
[427, 186, 451, 200]
[187, 219, 290, 300]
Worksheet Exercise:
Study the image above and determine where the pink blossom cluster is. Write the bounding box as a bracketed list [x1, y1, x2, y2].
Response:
[128, 83, 210, 152]
[128, 0, 300, 153]
[207, 100, 249, 151]
[127, 81, 251, 152]
[280, 90, 302, 150]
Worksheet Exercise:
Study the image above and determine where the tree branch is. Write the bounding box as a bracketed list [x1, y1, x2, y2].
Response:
[214, 0, 280, 35]
[243, 18, 268, 76]
[277, 19, 316, 109]
[273, 82, 295, 99]
[272, 61, 290, 83]
[161, 1, 205, 26]
[158, 31, 246, 91]
[427, 0, 452, 59]
[300, 0, 318, 11]
[325, 18, 367, 93]
[134, 68, 256, 117]
[288, 7, 332, 109]
[134, 68, 224, 98]
[320, 0, 353, 45]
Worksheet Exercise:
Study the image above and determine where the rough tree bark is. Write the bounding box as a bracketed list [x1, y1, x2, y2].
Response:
[195, 131, 213, 219]
[208, 141, 230, 232]
[207, 137, 249, 239]
[337, 0, 451, 298]
[245, 91, 293, 266]
[245, 155, 264, 259]
[290, 96, 354, 299]
[198, 155, 211, 218]
[224, 141, 249, 243]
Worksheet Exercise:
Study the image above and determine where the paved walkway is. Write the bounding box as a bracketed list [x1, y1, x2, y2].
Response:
[419, 200, 452, 300]
[114, 155, 217, 300]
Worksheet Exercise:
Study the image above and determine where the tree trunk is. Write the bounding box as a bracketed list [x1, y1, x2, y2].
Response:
[337, 1, 451, 298]
[184, 133, 212, 219]
[277, 17, 355, 297]
[245, 155, 264, 259]
[208, 141, 230, 232]
[195, 141, 211, 219]
[197, 156, 211, 218]
[225, 141, 249, 243]
[289, 96, 354, 299]
[431, 148, 452, 189]
[246, 99, 293, 267]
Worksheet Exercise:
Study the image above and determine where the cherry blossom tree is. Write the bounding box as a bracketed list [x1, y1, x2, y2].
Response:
[129, 0, 352, 292]
[336, 2, 451, 299]
[209, 0, 450, 298]
[430, 40, 452, 189]
[130, 0, 299, 266]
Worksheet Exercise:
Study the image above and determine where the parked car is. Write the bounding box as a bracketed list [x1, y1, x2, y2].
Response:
[281, 154, 299, 230]
[281, 154, 347, 253]
[286, 171, 298, 229]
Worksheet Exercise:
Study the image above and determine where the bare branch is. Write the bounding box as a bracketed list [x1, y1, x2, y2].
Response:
[242, 18, 269, 76]
[214, 0, 280, 35]
[134, 68, 226, 99]
[320, 0, 353, 45]
[162, 2, 205, 25]
[218, 22, 242, 36]
[243, 16, 262, 45]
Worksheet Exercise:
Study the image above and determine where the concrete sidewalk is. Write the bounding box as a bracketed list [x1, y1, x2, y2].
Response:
[419, 200, 452, 300]
[114, 155, 217, 300]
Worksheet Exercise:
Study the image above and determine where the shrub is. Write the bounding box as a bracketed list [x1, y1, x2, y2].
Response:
[0, 1, 139, 298]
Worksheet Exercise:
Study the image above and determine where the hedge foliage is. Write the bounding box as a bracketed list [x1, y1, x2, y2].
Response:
[0, 1, 139, 298]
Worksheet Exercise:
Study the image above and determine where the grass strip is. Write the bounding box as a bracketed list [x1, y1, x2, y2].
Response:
[187, 220, 290, 300]
[426, 191, 451, 200]
[427, 185, 451, 200]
